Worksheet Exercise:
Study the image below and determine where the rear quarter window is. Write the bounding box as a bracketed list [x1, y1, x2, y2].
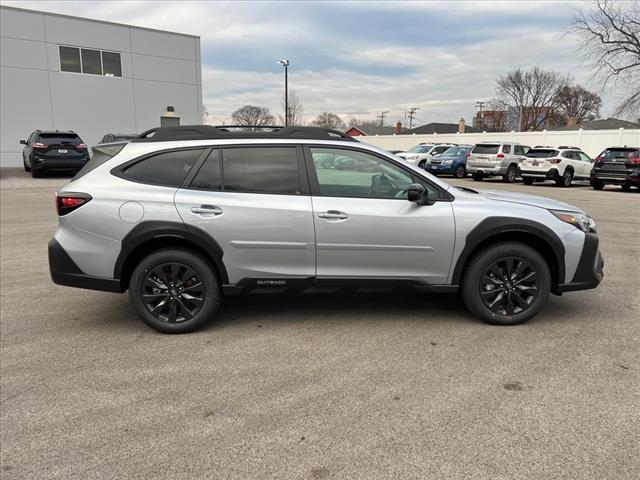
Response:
[121, 149, 203, 187]
[73, 143, 126, 181]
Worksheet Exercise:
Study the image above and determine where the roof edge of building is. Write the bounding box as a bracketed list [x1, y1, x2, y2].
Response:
[0, 4, 200, 39]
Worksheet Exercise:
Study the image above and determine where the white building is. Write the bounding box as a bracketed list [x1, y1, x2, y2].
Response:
[0, 6, 203, 167]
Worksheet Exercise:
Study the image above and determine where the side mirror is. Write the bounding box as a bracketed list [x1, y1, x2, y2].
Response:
[20, 140, 27, 145]
[407, 183, 434, 205]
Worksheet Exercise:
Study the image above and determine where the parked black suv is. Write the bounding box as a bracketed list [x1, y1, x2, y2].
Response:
[21, 130, 89, 178]
[590, 147, 640, 191]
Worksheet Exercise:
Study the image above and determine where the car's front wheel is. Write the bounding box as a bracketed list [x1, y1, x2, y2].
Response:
[591, 179, 604, 190]
[522, 177, 534, 185]
[462, 242, 551, 326]
[129, 248, 220, 333]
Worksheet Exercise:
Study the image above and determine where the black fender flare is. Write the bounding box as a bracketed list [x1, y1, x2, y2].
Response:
[114, 221, 229, 286]
[451, 217, 565, 285]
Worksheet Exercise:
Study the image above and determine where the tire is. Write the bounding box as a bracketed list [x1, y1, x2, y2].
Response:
[129, 248, 220, 334]
[462, 242, 551, 326]
[522, 177, 534, 186]
[454, 164, 467, 178]
[472, 172, 484, 181]
[23, 158, 30, 172]
[31, 168, 41, 178]
[502, 165, 517, 183]
[591, 179, 604, 190]
[621, 183, 631, 191]
[556, 169, 573, 187]
[418, 160, 426, 169]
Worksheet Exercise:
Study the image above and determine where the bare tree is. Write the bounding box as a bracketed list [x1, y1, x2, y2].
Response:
[554, 85, 602, 124]
[231, 105, 275, 130]
[570, 0, 640, 117]
[476, 98, 509, 132]
[496, 67, 569, 131]
[347, 117, 381, 128]
[277, 90, 305, 126]
[311, 112, 345, 130]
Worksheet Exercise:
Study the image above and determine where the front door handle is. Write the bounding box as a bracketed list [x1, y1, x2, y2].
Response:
[190, 205, 223, 216]
[318, 210, 348, 220]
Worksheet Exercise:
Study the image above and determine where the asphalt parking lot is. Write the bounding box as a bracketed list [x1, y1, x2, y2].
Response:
[1, 168, 638, 480]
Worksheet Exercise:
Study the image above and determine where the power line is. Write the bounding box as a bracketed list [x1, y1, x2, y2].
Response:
[475, 101, 485, 112]
[407, 107, 419, 130]
[377, 110, 389, 127]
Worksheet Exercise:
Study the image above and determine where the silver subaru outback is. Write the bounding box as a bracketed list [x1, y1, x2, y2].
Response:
[49, 126, 603, 333]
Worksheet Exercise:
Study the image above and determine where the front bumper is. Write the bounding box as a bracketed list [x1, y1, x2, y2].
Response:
[555, 232, 604, 293]
[426, 163, 455, 173]
[49, 238, 123, 292]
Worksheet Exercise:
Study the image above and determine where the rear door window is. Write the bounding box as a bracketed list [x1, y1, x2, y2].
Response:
[502, 144, 511, 154]
[221, 147, 301, 195]
[123, 149, 203, 187]
[473, 144, 500, 154]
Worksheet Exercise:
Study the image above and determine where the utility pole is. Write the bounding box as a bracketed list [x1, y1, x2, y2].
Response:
[407, 107, 419, 130]
[278, 60, 290, 126]
[475, 101, 485, 112]
[377, 110, 389, 127]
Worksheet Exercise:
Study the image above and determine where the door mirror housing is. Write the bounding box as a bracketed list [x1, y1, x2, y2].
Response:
[19, 140, 27, 145]
[406, 183, 434, 205]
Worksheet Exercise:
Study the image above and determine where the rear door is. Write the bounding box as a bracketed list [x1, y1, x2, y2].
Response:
[306, 146, 455, 285]
[174, 145, 316, 285]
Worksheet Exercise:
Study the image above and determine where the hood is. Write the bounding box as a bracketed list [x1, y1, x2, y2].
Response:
[477, 189, 584, 213]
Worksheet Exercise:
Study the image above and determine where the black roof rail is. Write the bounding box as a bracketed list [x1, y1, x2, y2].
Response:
[558, 145, 580, 150]
[133, 125, 358, 142]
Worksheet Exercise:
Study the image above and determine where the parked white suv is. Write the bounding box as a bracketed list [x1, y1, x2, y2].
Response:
[397, 143, 456, 168]
[520, 147, 593, 187]
[467, 142, 529, 183]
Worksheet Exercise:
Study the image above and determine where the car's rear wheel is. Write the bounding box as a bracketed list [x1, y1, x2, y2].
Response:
[591, 179, 604, 190]
[462, 242, 550, 326]
[556, 169, 573, 187]
[454, 165, 466, 178]
[621, 183, 631, 191]
[502, 165, 517, 183]
[31, 167, 41, 178]
[472, 172, 484, 181]
[522, 176, 534, 185]
[129, 248, 220, 333]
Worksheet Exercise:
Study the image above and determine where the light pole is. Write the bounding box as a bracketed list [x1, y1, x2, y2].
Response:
[278, 59, 289, 126]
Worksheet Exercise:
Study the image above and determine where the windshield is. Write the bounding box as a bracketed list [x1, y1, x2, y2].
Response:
[527, 149, 558, 158]
[38, 133, 81, 145]
[409, 145, 431, 153]
[473, 144, 500, 154]
[441, 146, 471, 157]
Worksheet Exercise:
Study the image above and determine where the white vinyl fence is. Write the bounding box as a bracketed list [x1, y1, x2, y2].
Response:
[356, 128, 640, 158]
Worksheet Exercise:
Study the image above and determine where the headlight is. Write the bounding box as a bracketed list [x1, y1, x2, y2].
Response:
[442, 160, 453, 165]
[550, 210, 596, 233]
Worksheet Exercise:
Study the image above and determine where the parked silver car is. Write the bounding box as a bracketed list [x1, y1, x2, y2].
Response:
[49, 126, 603, 333]
[467, 142, 529, 182]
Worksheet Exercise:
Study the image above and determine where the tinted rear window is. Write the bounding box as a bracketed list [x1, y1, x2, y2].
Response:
[473, 144, 500, 154]
[38, 133, 81, 145]
[598, 148, 640, 159]
[527, 149, 558, 158]
[222, 147, 300, 194]
[123, 149, 202, 187]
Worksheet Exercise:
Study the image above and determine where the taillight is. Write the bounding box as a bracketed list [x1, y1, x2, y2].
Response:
[465, 153, 471, 159]
[75, 143, 87, 150]
[628, 156, 640, 164]
[551, 158, 562, 164]
[594, 156, 603, 166]
[55, 192, 92, 216]
[496, 153, 505, 159]
[33, 143, 48, 149]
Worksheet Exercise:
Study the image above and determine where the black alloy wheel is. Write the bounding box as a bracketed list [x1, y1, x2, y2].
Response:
[479, 257, 539, 317]
[142, 262, 205, 323]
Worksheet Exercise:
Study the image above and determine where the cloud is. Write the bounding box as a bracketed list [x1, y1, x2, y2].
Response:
[2, 0, 618, 125]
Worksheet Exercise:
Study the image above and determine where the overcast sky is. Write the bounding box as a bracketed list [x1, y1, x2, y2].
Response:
[3, 0, 621, 126]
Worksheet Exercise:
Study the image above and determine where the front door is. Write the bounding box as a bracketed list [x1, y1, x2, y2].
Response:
[307, 146, 455, 285]
[174, 146, 315, 285]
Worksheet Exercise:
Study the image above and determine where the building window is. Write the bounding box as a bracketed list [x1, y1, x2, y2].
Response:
[59, 46, 122, 77]
[81, 48, 102, 75]
[102, 51, 122, 77]
[59, 46, 81, 73]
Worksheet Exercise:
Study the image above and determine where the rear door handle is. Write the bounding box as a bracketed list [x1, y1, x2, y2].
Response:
[318, 210, 348, 220]
[190, 205, 223, 216]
